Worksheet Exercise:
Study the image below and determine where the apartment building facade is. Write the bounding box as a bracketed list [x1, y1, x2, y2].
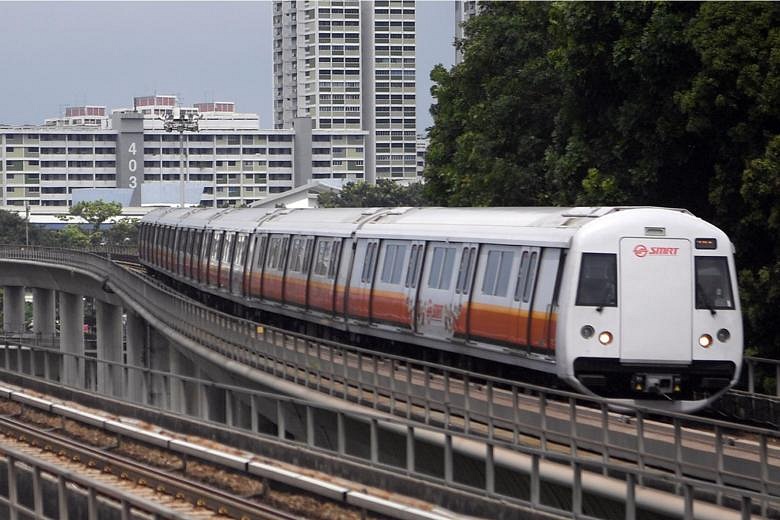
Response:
[273, 0, 417, 183]
[1, 97, 366, 208]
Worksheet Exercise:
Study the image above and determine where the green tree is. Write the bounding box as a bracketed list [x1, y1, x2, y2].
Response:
[54, 225, 91, 249]
[0, 210, 31, 245]
[318, 179, 428, 208]
[424, 2, 560, 206]
[103, 218, 139, 247]
[68, 200, 123, 236]
[424, 2, 780, 358]
[0, 209, 56, 246]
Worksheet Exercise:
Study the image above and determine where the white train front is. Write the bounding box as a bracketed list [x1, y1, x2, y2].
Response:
[139, 206, 743, 413]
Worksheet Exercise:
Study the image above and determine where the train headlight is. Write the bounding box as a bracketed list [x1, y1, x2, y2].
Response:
[717, 328, 730, 342]
[698, 334, 713, 348]
[598, 331, 613, 345]
[580, 325, 595, 339]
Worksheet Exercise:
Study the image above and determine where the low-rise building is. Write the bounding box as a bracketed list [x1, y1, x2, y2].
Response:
[0, 95, 367, 208]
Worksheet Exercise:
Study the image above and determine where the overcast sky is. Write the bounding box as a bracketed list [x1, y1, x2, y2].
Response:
[0, 1, 455, 133]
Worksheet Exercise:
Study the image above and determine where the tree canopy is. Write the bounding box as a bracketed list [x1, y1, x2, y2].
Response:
[68, 200, 123, 236]
[318, 179, 428, 208]
[425, 2, 780, 359]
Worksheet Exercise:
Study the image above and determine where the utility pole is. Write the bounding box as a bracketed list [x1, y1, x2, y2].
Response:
[24, 201, 30, 246]
[161, 106, 201, 207]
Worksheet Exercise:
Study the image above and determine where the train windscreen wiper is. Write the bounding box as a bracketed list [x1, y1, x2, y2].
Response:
[696, 283, 717, 316]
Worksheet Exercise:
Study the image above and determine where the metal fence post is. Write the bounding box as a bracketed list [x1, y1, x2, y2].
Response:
[406, 425, 415, 474]
[306, 406, 315, 447]
[58, 474, 69, 520]
[370, 418, 379, 464]
[485, 442, 495, 495]
[277, 399, 286, 440]
[625, 473, 636, 520]
[531, 454, 540, 507]
[7, 455, 18, 520]
[444, 433, 453, 484]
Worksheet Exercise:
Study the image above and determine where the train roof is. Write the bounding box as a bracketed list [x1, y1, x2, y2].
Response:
[142, 206, 692, 246]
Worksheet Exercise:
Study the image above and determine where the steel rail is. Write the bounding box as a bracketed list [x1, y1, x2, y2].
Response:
[0, 413, 297, 520]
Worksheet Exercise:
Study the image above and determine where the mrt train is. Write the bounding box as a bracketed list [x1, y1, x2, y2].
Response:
[139, 206, 743, 413]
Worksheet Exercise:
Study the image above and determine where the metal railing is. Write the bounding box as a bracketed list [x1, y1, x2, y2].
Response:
[0, 443, 191, 520]
[0, 344, 775, 520]
[0, 246, 778, 514]
[740, 356, 780, 397]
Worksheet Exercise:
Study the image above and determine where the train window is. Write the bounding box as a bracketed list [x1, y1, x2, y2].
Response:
[210, 231, 224, 265]
[514, 252, 530, 301]
[314, 240, 332, 276]
[380, 243, 407, 285]
[266, 236, 288, 270]
[405, 245, 418, 287]
[575, 253, 617, 307]
[221, 232, 234, 265]
[695, 257, 734, 310]
[289, 237, 307, 272]
[428, 246, 456, 290]
[522, 251, 539, 303]
[253, 235, 268, 270]
[234, 234, 247, 267]
[303, 238, 314, 273]
[200, 231, 211, 272]
[329, 242, 341, 279]
[456, 248, 469, 294]
[482, 250, 513, 297]
[361, 242, 378, 283]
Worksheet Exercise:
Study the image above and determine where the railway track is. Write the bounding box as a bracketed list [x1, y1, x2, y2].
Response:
[0, 406, 329, 520]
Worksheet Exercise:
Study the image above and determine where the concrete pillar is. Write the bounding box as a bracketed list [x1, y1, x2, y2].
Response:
[96, 300, 124, 397]
[32, 288, 56, 338]
[169, 346, 192, 415]
[3, 286, 25, 333]
[58, 292, 84, 388]
[199, 368, 211, 420]
[125, 310, 148, 404]
[30, 288, 56, 376]
[149, 328, 170, 408]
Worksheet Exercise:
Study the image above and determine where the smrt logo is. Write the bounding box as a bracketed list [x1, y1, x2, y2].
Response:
[633, 244, 679, 258]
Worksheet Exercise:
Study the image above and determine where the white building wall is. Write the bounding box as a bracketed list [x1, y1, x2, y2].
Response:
[0, 124, 365, 208]
[273, 0, 416, 183]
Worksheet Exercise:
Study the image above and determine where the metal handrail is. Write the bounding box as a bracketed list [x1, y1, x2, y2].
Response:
[0, 344, 775, 520]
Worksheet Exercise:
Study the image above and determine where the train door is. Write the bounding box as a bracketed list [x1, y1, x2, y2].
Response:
[218, 232, 234, 291]
[452, 244, 478, 339]
[371, 240, 411, 327]
[247, 235, 267, 299]
[230, 233, 247, 296]
[196, 230, 208, 283]
[241, 234, 257, 297]
[347, 239, 379, 322]
[525, 248, 560, 353]
[284, 235, 314, 306]
[262, 234, 289, 302]
[619, 238, 692, 362]
[207, 231, 223, 288]
[309, 237, 340, 314]
[403, 241, 425, 332]
[469, 245, 522, 345]
[417, 242, 459, 340]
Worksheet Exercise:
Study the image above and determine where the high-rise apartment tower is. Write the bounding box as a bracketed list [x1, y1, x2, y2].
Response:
[273, 0, 417, 182]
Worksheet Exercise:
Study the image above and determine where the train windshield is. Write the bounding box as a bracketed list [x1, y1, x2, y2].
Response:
[576, 253, 617, 307]
[695, 257, 734, 310]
